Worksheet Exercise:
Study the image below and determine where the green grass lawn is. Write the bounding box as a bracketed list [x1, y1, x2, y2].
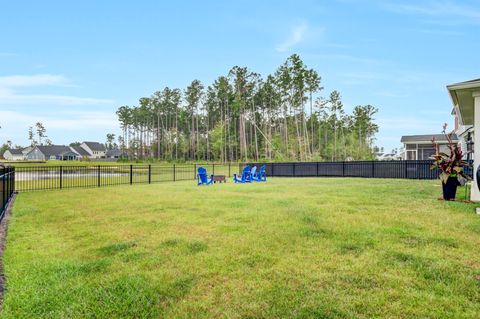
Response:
[2, 178, 480, 318]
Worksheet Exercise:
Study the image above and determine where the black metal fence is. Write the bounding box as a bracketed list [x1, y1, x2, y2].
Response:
[245, 160, 473, 180]
[1, 166, 15, 220]
[15, 163, 235, 192]
[10, 160, 474, 193]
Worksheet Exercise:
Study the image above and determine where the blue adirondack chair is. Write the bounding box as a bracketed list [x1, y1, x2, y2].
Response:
[233, 165, 251, 183]
[252, 165, 267, 182]
[197, 167, 214, 186]
[249, 166, 257, 182]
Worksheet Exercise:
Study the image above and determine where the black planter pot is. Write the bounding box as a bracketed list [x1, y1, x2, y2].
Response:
[442, 176, 459, 200]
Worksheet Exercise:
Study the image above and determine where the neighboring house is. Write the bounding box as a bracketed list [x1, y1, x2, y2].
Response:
[3, 149, 24, 161]
[25, 145, 78, 161]
[22, 146, 33, 157]
[80, 142, 106, 159]
[70, 146, 91, 159]
[401, 134, 459, 160]
[452, 107, 474, 158]
[376, 152, 402, 161]
[105, 148, 127, 159]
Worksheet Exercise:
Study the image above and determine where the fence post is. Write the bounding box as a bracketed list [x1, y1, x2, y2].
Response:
[404, 161, 408, 179]
[173, 164, 176, 182]
[271, 163, 274, 177]
[194, 164, 197, 179]
[342, 161, 345, 177]
[316, 162, 319, 177]
[59, 166, 63, 189]
[293, 163, 296, 177]
[371, 161, 375, 178]
[213, 163, 215, 175]
[2, 172, 5, 212]
[148, 164, 151, 184]
[130, 165, 133, 185]
[97, 165, 101, 187]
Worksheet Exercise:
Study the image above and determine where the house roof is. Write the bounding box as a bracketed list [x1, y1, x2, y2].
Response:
[36, 145, 76, 158]
[447, 78, 480, 89]
[83, 141, 106, 152]
[106, 149, 127, 157]
[22, 146, 33, 154]
[71, 146, 90, 156]
[447, 78, 480, 125]
[401, 134, 459, 143]
[7, 149, 24, 155]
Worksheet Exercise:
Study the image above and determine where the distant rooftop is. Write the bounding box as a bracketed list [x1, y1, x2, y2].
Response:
[82, 141, 105, 152]
[7, 149, 24, 155]
[401, 134, 459, 143]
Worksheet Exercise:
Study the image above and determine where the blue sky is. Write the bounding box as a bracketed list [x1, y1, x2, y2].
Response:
[1, 0, 479, 152]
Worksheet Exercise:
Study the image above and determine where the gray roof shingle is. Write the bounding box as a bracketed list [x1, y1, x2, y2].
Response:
[401, 134, 459, 143]
[71, 146, 90, 156]
[36, 145, 76, 158]
[7, 149, 24, 155]
[106, 149, 127, 157]
[83, 142, 106, 152]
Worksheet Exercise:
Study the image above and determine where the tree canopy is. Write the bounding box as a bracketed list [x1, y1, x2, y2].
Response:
[116, 54, 379, 162]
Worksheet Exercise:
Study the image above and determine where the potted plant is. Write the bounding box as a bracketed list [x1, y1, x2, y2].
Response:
[431, 124, 469, 200]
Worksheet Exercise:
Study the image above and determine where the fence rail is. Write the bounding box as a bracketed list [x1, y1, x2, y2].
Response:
[1, 166, 15, 220]
[245, 160, 473, 180]
[14, 163, 235, 192]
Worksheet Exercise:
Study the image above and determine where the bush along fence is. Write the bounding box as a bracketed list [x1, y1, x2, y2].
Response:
[244, 160, 473, 180]
[1, 166, 15, 221]
[14, 163, 236, 192]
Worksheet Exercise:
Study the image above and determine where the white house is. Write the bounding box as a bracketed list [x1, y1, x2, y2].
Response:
[400, 134, 458, 160]
[80, 142, 106, 159]
[447, 78, 480, 201]
[3, 149, 24, 161]
[376, 152, 402, 161]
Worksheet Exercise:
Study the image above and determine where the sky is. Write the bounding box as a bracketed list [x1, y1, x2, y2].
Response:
[1, 0, 479, 152]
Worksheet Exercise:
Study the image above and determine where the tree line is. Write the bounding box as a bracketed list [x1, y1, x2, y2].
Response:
[112, 54, 379, 162]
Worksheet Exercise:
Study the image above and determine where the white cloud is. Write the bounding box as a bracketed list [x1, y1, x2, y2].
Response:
[0, 74, 113, 105]
[0, 74, 69, 87]
[0, 110, 118, 135]
[275, 21, 308, 52]
[0, 52, 18, 57]
[385, 1, 480, 24]
[0, 88, 113, 105]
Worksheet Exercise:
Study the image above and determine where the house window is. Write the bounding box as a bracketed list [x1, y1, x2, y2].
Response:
[406, 150, 417, 160]
[405, 144, 416, 150]
[419, 148, 435, 160]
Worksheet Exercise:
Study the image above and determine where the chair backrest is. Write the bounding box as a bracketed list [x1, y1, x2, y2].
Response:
[198, 166, 209, 183]
[250, 166, 257, 178]
[259, 165, 266, 176]
[241, 165, 251, 181]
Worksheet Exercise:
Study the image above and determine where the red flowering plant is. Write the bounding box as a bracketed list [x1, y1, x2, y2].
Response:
[430, 123, 469, 185]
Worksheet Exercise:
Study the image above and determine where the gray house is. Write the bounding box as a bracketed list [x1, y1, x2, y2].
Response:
[401, 134, 459, 160]
[71, 146, 91, 159]
[106, 148, 128, 159]
[25, 145, 79, 161]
